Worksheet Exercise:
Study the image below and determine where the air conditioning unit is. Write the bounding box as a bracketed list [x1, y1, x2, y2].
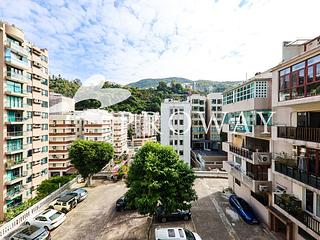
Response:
[259, 154, 270, 162]
[275, 184, 286, 194]
[259, 185, 269, 192]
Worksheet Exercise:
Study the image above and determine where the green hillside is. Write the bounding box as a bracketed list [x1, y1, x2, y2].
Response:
[127, 77, 192, 88]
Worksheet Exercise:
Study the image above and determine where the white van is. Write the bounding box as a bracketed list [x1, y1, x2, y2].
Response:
[155, 228, 202, 240]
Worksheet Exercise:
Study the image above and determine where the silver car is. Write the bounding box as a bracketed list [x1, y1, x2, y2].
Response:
[72, 188, 88, 202]
[8, 225, 50, 240]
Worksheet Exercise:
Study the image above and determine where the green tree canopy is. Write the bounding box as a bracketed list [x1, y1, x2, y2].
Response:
[69, 140, 114, 185]
[126, 142, 197, 215]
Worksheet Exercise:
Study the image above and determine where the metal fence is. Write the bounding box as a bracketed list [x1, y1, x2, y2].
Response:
[0, 178, 77, 238]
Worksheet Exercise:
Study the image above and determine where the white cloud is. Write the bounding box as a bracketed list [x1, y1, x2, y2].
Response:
[1, 0, 319, 84]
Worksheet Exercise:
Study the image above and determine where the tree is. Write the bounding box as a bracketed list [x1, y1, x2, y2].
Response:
[69, 140, 114, 186]
[126, 142, 197, 216]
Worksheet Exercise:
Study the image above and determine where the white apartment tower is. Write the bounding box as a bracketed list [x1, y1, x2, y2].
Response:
[161, 99, 191, 165]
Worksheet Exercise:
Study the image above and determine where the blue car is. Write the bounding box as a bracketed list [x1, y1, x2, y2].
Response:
[229, 194, 259, 224]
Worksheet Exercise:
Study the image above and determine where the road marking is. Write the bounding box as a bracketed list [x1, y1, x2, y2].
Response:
[210, 196, 240, 240]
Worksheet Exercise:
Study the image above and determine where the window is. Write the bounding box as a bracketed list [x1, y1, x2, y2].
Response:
[27, 124, 32, 131]
[235, 178, 241, 186]
[179, 119, 183, 125]
[179, 140, 183, 145]
[27, 98, 32, 106]
[306, 189, 314, 213]
[26, 111, 32, 119]
[27, 137, 32, 144]
[27, 85, 32, 93]
[6, 96, 23, 108]
[179, 150, 184, 156]
[41, 101, 48, 108]
[170, 140, 173, 145]
[317, 194, 320, 218]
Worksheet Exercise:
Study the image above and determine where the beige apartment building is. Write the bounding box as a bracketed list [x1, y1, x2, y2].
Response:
[130, 111, 159, 147]
[0, 22, 49, 219]
[269, 37, 320, 240]
[222, 72, 273, 225]
[113, 112, 128, 157]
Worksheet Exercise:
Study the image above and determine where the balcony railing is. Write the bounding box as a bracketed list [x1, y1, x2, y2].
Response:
[278, 126, 320, 143]
[274, 161, 320, 190]
[6, 71, 28, 82]
[7, 131, 23, 137]
[274, 193, 320, 236]
[6, 159, 24, 169]
[229, 144, 253, 160]
[229, 124, 253, 133]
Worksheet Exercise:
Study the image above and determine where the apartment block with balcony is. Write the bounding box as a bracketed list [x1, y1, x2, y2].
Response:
[161, 99, 191, 165]
[222, 72, 273, 226]
[206, 93, 223, 148]
[269, 37, 320, 240]
[0, 22, 49, 219]
[188, 94, 207, 150]
[76, 109, 113, 144]
[113, 112, 128, 157]
[130, 111, 159, 147]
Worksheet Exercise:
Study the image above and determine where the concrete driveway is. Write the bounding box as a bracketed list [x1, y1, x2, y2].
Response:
[51, 178, 276, 240]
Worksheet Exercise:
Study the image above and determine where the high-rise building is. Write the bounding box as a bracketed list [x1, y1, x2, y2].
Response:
[113, 112, 128, 157]
[222, 72, 273, 225]
[206, 93, 223, 147]
[269, 37, 320, 240]
[0, 22, 49, 219]
[161, 99, 191, 165]
[188, 94, 207, 149]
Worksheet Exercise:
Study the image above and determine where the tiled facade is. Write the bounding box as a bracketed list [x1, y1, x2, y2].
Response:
[0, 22, 49, 219]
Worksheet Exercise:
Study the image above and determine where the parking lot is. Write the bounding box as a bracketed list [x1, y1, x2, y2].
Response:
[50, 178, 275, 240]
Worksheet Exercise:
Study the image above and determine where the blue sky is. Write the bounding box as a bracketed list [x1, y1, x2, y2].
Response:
[1, 0, 320, 84]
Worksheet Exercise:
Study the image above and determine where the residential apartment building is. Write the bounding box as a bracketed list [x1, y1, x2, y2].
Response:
[188, 94, 206, 149]
[49, 93, 80, 177]
[0, 22, 49, 219]
[113, 112, 128, 157]
[130, 111, 159, 147]
[76, 109, 113, 144]
[161, 99, 191, 165]
[222, 72, 273, 225]
[269, 37, 320, 240]
[49, 113, 81, 177]
[206, 93, 223, 147]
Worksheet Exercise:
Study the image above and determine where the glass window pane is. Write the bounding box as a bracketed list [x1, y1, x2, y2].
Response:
[308, 66, 314, 83]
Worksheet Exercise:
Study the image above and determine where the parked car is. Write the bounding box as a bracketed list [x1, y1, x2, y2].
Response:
[8, 225, 50, 240]
[155, 206, 191, 223]
[229, 194, 259, 224]
[49, 194, 77, 213]
[60, 191, 80, 203]
[25, 209, 66, 231]
[155, 228, 202, 240]
[72, 188, 88, 202]
[115, 195, 128, 211]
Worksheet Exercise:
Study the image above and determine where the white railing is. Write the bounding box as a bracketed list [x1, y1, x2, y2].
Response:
[0, 177, 77, 238]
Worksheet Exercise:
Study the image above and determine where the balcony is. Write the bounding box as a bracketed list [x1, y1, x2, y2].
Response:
[223, 161, 271, 192]
[6, 159, 25, 170]
[6, 145, 25, 154]
[227, 124, 271, 138]
[5, 56, 28, 70]
[274, 161, 320, 190]
[6, 185, 23, 200]
[229, 144, 253, 160]
[6, 71, 29, 83]
[278, 126, 320, 143]
[274, 193, 320, 237]
[5, 40, 29, 56]
[6, 131, 23, 139]
[6, 173, 26, 185]
[5, 116, 24, 124]
[5, 104, 25, 111]
[5, 89, 27, 97]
